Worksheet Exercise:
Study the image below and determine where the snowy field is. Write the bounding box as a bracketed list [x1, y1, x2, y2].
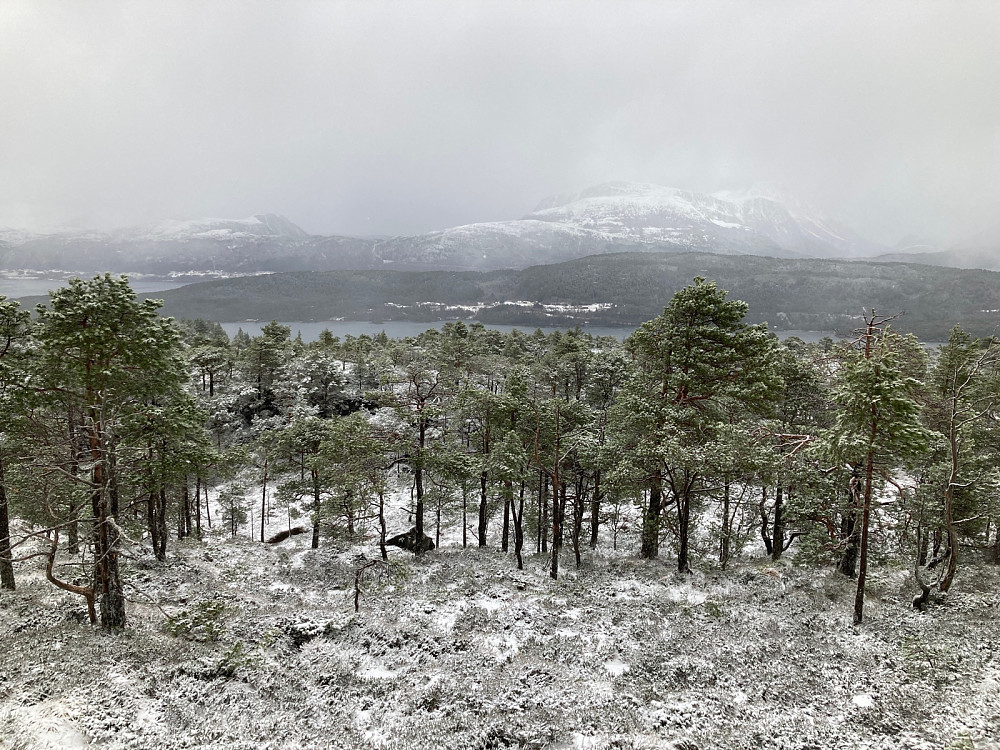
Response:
[2, 486, 999, 750]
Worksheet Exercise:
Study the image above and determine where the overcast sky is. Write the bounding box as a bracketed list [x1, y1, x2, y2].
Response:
[2, 1, 998, 245]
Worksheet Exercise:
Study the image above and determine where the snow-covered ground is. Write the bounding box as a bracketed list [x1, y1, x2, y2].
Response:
[2, 509, 999, 750]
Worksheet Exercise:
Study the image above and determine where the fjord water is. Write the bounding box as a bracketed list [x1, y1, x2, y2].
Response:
[0, 274, 840, 343]
[1, 275, 190, 299]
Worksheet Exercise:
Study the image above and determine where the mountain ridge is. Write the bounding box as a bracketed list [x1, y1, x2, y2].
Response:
[3, 182, 984, 273]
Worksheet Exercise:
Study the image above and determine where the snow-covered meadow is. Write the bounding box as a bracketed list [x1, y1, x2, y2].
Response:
[2, 480, 999, 750]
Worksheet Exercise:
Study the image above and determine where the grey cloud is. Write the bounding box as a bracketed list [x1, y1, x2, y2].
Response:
[1, 1, 998, 245]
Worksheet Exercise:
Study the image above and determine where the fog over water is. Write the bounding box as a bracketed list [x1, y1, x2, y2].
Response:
[3, 1, 999, 247]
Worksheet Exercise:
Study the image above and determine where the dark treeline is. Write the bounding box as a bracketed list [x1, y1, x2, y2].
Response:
[131, 251, 1000, 340]
[2, 274, 999, 631]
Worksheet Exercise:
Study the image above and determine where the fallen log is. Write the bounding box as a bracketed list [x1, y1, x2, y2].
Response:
[266, 526, 308, 544]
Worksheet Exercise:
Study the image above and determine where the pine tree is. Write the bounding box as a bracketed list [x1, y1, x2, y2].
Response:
[824, 312, 929, 624]
[0, 297, 30, 591]
[609, 278, 778, 570]
[914, 326, 1000, 604]
[33, 275, 186, 629]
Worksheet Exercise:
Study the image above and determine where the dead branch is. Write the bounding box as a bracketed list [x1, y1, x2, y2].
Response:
[45, 530, 96, 624]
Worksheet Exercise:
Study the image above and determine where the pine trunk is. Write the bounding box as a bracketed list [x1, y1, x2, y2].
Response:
[311, 468, 321, 550]
[512, 482, 525, 570]
[940, 425, 961, 592]
[478, 471, 488, 547]
[260, 454, 268, 544]
[0, 454, 15, 590]
[147, 489, 160, 560]
[90, 411, 126, 631]
[415, 416, 426, 540]
[501, 481, 511, 552]
[194, 476, 202, 539]
[677, 487, 692, 574]
[720, 481, 731, 568]
[589, 470, 601, 549]
[156, 489, 167, 560]
[853, 447, 876, 625]
[640, 471, 662, 559]
[771, 484, 784, 561]
[461, 486, 467, 548]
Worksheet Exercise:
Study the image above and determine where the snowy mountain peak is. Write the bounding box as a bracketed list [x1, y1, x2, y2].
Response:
[520, 181, 880, 259]
[146, 214, 309, 241]
[531, 181, 688, 213]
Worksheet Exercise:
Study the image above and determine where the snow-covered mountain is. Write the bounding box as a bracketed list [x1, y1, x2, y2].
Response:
[372, 219, 669, 270]
[0, 184, 888, 275]
[0, 215, 374, 274]
[143, 214, 311, 241]
[372, 182, 883, 269]
[530, 182, 879, 257]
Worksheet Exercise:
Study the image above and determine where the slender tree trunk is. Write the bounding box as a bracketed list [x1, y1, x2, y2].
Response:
[204, 483, 212, 528]
[147, 489, 161, 561]
[573, 475, 585, 567]
[677, 485, 692, 574]
[589, 470, 601, 549]
[435, 495, 441, 550]
[260, 453, 268, 544]
[550, 477, 559, 579]
[89, 412, 126, 630]
[0, 455, 15, 590]
[759, 486, 775, 555]
[182, 480, 192, 537]
[640, 470, 662, 559]
[940, 428, 961, 592]
[838, 475, 861, 577]
[771, 484, 784, 561]
[176, 486, 185, 540]
[916, 522, 929, 566]
[540, 473, 548, 554]
[550, 407, 560, 580]
[67, 498, 79, 555]
[478, 471, 488, 547]
[156, 489, 167, 560]
[501, 481, 511, 552]
[853, 446, 876, 625]
[345, 494, 355, 535]
[195, 475, 202, 539]
[536, 470, 544, 553]
[415, 416, 426, 540]
[557, 481, 567, 550]
[461, 485, 467, 548]
[108, 443, 120, 518]
[379, 491, 387, 561]
[512, 481, 525, 570]
[67, 406, 81, 553]
[94, 482, 125, 628]
[311, 468, 321, 550]
[720, 481, 732, 569]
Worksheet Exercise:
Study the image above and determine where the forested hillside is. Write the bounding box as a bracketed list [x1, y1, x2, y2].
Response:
[2, 275, 999, 748]
[135, 252, 1000, 340]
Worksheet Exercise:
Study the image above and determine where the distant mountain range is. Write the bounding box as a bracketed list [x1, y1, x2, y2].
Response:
[4, 182, 996, 274]
[0, 214, 374, 274]
[0, 182, 922, 274]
